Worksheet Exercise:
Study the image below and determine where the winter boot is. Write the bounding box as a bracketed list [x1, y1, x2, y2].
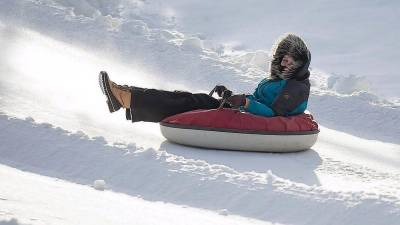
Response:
[99, 71, 131, 112]
[109, 81, 131, 109]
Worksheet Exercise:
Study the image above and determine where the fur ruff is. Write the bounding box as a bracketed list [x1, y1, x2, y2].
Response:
[269, 33, 310, 80]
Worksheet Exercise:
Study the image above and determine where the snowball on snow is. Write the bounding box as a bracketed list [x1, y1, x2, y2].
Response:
[93, 180, 106, 191]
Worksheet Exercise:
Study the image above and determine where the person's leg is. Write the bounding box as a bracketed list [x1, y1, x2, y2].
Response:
[125, 88, 220, 122]
[100, 72, 220, 122]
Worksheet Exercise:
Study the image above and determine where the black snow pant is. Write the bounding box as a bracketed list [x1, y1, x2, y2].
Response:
[125, 87, 221, 123]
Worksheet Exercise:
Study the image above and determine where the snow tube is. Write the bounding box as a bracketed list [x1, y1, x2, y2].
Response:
[160, 108, 319, 152]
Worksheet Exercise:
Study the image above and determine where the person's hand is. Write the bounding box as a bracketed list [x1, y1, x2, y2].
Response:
[221, 89, 232, 99]
[213, 85, 228, 97]
[226, 94, 247, 108]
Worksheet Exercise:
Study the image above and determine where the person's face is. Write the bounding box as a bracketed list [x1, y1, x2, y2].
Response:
[280, 55, 295, 73]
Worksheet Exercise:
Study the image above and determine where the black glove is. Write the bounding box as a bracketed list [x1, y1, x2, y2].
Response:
[211, 85, 228, 97]
[221, 89, 232, 99]
[226, 94, 247, 108]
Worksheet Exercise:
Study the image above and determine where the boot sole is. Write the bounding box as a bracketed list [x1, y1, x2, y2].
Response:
[98, 71, 122, 113]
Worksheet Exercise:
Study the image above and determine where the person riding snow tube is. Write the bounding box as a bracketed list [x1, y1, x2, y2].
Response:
[98, 33, 312, 123]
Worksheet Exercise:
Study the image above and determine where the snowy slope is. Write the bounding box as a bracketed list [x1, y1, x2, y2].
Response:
[0, 164, 270, 225]
[153, 0, 400, 98]
[1, 114, 400, 225]
[1, 0, 398, 144]
[0, 1, 400, 225]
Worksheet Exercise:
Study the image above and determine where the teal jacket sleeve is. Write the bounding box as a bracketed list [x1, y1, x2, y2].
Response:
[244, 95, 275, 117]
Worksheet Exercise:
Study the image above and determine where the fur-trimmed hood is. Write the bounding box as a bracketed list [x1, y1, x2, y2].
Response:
[269, 34, 311, 80]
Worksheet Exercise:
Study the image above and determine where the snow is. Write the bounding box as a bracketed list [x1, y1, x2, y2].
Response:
[327, 74, 370, 94]
[1, 113, 399, 225]
[0, 164, 270, 225]
[93, 180, 107, 191]
[154, 0, 400, 98]
[0, 0, 399, 224]
[181, 37, 203, 52]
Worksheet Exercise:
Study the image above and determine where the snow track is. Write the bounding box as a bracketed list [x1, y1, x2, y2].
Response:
[1, 114, 399, 224]
[1, 1, 400, 224]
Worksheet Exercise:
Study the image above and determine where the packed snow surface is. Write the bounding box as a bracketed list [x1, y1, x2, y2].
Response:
[0, 164, 270, 225]
[0, 1, 399, 225]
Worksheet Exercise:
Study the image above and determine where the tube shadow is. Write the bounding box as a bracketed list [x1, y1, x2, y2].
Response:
[159, 141, 322, 186]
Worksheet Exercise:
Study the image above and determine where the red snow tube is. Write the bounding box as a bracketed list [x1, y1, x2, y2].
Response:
[160, 108, 319, 152]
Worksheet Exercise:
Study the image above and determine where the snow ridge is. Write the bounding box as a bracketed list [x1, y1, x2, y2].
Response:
[1, 114, 399, 225]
